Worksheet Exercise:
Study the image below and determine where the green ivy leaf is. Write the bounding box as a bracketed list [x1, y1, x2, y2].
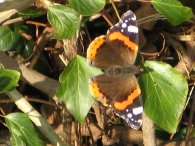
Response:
[47, 5, 80, 39]
[19, 38, 34, 58]
[0, 69, 20, 93]
[18, 7, 45, 18]
[68, 0, 105, 16]
[0, 26, 33, 57]
[139, 61, 188, 133]
[152, 0, 193, 25]
[5, 113, 44, 146]
[56, 55, 101, 123]
[0, 26, 21, 51]
[13, 23, 34, 58]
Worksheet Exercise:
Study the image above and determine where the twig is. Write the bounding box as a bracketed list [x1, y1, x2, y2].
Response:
[142, 113, 156, 146]
[186, 84, 195, 142]
[111, 0, 121, 21]
[29, 27, 53, 68]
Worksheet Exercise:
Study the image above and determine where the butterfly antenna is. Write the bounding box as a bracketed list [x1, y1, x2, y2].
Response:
[111, 0, 121, 21]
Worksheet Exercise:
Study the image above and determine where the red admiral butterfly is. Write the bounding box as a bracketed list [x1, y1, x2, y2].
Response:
[87, 10, 143, 130]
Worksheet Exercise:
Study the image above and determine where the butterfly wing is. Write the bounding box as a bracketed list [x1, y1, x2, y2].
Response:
[89, 74, 142, 129]
[87, 10, 138, 70]
[107, 10, 139, 45]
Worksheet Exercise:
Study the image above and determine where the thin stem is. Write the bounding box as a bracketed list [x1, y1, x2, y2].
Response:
[111, 0, 121, 21]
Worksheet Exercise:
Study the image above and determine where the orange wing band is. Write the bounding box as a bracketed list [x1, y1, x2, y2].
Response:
[109, 31, 138, 52]
[89, 80, 110, 106]
[114, 87, 141, 110]
[89, 80, 103, 98]
[87, 35, 105, 61]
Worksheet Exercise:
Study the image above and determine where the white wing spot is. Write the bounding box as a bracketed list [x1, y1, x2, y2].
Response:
[127, 113, 132, 118]
[128, 25, 138, 33]
[132, 107, 143, 115]
[122, 23, 127, 28]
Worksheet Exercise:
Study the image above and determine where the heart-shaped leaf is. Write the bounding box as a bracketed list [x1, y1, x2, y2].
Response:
[139, 61, 188, 133]
[56, 55, 101, 123]
[5, 113, 44, 146]
[48, 5, 80, 39]
[68, 0, 105, 16]
[152, 0, 193, 25]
